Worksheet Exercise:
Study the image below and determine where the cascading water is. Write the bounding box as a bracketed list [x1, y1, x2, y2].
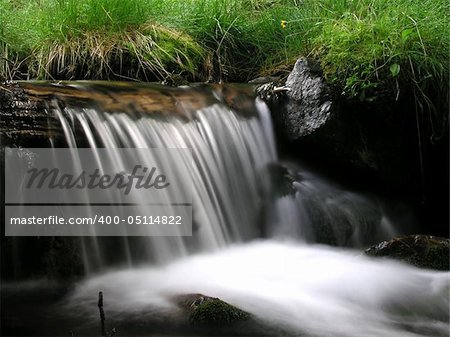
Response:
[265, 164, 398, 246]
[44, 83, 277, 271]
[1, 82, 448, 337]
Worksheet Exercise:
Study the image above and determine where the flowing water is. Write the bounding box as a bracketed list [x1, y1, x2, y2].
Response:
[67, 241, 449, 337]
[51, 84, 275, 271]
[1, 82, 448, 336]
[264, 164, 399, 246]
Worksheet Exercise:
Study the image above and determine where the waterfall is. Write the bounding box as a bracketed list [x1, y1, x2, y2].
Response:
[4, 82, 397, 277]
[45, 83, 277, 271]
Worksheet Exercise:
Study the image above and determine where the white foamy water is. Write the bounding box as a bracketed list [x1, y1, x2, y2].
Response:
[68, 240, 450, 337]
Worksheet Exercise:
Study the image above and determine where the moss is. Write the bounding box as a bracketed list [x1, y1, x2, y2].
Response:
[189, 298, 251, 326]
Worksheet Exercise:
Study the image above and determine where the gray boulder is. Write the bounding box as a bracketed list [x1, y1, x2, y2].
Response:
[283, 57, 333, 139]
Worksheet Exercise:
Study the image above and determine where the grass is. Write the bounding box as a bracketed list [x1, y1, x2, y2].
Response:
[0, 0, 448, 102]
[0, 0, 205, 81]
[310, 0, 449, 101]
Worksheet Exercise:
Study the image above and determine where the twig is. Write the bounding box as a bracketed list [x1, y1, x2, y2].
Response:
[98, 291, 107, 337]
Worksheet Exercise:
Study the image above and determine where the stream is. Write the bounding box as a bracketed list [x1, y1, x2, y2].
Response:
[1, 82, 448, 336]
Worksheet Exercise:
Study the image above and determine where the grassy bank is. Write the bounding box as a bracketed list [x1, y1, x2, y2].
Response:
[0, 0, 448, 100]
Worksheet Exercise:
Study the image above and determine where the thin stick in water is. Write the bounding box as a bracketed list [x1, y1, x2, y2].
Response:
[98, 291, 107, 336]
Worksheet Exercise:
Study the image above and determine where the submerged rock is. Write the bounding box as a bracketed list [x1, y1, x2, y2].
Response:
[174, 293, 251, 326]
[365, 235, 450, 271]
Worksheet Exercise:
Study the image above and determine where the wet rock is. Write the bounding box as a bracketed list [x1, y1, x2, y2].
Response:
[254, 58, 333, 140]
[0, 82, 62, 147]
[281, 57, 333, 139]
[174, 293, 250, 326]
[115, 294, 281, 336]
[365, 235, 450, 271]
[189, 298, 251, 326]
[266, 163, 296, 198]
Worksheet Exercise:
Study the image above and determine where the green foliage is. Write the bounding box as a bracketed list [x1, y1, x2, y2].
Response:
[309, 0, 449, 101]
[0, 0, 448, 102]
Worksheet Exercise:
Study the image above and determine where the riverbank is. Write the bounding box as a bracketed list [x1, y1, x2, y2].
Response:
[1, 0, 448, 102]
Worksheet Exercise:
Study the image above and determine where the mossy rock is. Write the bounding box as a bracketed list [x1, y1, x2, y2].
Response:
[174, 293, 250, 326]
[365, 235, 450, 271]
[189, 298, 250, 326]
